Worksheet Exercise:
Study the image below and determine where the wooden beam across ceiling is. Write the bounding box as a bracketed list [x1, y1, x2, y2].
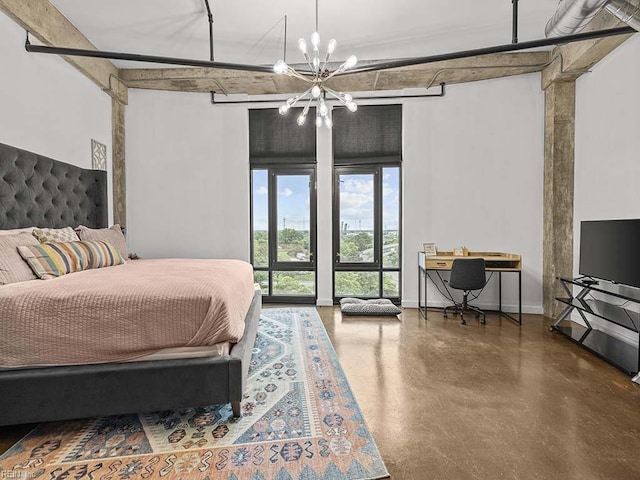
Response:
[542, 10, 633, 90]
[0, 0, 127, 104]
[119, 51, 553, 95]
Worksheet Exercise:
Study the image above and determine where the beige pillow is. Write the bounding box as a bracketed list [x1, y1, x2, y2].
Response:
[76, 224, 128, 260]
[0, 232, 40, 285]
[0, 227, 34, 236]
[32, 226, 79, 243]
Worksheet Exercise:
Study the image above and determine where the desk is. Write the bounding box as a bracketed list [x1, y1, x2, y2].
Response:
[418, 251, 522, 325]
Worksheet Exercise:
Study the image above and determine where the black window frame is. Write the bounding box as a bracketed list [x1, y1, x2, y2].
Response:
[332, 162, 402, 304]
[250, 165, 317, 304]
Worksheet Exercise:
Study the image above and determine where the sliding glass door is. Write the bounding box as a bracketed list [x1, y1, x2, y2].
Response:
[252, 167, 317, 303]
[333, 164, 401, 301]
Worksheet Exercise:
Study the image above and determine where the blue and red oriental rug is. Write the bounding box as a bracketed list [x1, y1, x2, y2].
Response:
[0, 308, 389, 480]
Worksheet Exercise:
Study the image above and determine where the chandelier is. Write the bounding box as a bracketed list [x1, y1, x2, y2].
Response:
[273, 30, 358, 128]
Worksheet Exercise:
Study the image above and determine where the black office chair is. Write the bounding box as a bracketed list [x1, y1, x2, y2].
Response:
[443, 258, 487, 325]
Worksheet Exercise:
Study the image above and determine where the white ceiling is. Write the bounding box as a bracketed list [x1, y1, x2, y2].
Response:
[50, 0, 561, 69]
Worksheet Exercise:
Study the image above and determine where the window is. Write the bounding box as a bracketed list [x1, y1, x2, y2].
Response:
[333, 164, 401, 300]
[332, 105, 402, 302]
[249, 109, 317, 303]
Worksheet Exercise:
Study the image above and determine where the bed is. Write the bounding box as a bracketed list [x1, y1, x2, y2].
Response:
[0, 142, 261, 426]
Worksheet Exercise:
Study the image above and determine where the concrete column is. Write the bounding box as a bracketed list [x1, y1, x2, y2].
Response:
[112, 98, 126, 228]
[543, 80, 576, 317]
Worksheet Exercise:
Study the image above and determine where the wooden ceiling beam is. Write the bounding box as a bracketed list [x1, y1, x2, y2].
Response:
[0, 0, 127, 104]
[542, 10, 634, 90]
[120, 51, 552, 95]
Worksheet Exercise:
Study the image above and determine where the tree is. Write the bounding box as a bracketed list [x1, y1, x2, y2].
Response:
[335, 272, 379, 297]
[273, 274, 312, 295]
[349, 232, 374, 252]
[383, 274, 399, 296]
[340, 240, 361, 262]
[279, 228, 304, 245]
[253, 231, 268, 266]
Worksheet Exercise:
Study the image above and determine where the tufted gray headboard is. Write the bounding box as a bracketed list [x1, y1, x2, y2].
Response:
[0, 142, 107, 230]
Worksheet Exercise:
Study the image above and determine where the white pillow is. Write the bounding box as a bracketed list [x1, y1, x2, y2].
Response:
[0, 227, 34, 236]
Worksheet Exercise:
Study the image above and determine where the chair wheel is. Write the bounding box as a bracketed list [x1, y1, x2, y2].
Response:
[480, 318, 486, 325]
[460, 316, 466, 325]
[443, 312, 448, 318]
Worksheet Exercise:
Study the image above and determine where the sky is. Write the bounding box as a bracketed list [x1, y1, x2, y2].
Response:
[252, 167, 399, 232]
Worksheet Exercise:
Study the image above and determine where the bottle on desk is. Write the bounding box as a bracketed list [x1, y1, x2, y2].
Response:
[462, 246, 469, 256]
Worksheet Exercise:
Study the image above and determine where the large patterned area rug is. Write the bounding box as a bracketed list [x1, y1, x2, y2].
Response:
[0, 308, 389, 480]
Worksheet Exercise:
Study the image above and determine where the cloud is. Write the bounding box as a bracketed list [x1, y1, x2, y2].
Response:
[278, 187, 293, 197]
[256, 185, 268, 195]
[341, 192, 372, 210]
[342, 179, 374, 194]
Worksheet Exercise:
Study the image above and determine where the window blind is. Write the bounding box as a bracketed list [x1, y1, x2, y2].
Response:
[333, 104, 402, 165]
[249, 108, 317, 165]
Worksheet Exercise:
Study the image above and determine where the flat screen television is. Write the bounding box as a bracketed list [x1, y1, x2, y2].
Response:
[579, 219, 640, 289]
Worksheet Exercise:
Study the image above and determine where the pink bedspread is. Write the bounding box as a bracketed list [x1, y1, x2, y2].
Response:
[0, 259, 255, 368]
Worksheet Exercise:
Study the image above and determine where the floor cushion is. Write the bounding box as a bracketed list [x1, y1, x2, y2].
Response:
[340, 298, 401, 316]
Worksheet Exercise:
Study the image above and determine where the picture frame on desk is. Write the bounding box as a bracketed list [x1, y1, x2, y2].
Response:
[423, 243, 437, 256]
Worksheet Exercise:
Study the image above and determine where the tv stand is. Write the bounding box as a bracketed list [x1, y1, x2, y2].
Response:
[551, 277, 640, 383]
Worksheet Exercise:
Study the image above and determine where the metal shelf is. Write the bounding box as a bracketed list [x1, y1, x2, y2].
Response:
[555, 297, 639, 332]
[551, 277, 640, 383]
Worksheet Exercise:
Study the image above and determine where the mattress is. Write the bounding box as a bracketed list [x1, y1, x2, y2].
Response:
[128, 343, 231, 362]
[0, 258, 255, 368]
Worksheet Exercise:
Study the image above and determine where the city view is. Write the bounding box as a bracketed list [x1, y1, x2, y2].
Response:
[252, 168, 400, 297]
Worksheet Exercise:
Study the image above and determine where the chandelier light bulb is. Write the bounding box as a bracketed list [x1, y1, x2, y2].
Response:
[327, 39, 337, 54]
[274, 59, 289, 74]
[298, 38, 307, 55]
[311, 32, 321, 50]
[272, 28, 357, 128]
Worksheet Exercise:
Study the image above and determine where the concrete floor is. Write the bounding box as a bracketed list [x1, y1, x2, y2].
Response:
[1, 307, 640, 479]
[316, 307, 640, 480]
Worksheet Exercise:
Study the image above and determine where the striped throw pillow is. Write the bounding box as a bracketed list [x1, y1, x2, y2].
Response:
[17, 240, 125, 279]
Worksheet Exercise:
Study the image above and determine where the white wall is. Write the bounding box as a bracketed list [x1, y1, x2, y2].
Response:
[126, 74, 545, 312]
[0, 12, 114, 223]
[403, 75, 544, 312]
[574, 35, 640, 343]
[126, 90, 250, 260]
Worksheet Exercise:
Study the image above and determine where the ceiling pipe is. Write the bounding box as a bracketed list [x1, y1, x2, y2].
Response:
[24, 26, 634, 76]
[605, 0, 640, 31]
[545, 0, 611, 37]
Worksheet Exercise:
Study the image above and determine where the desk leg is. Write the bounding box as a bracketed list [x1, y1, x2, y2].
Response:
[496, 271, 522, 326]
[499, 272, 502, 314]
[424, 268, 428, 318]
[518, 271, 522, 325]
[418, 266, 427, 320]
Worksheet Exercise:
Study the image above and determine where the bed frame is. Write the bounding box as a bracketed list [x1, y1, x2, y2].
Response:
[0, 142, 260, 426]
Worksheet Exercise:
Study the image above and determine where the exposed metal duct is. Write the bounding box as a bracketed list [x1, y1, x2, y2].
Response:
[605, 0, 640, 31]
[545, 0, 611, 37]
